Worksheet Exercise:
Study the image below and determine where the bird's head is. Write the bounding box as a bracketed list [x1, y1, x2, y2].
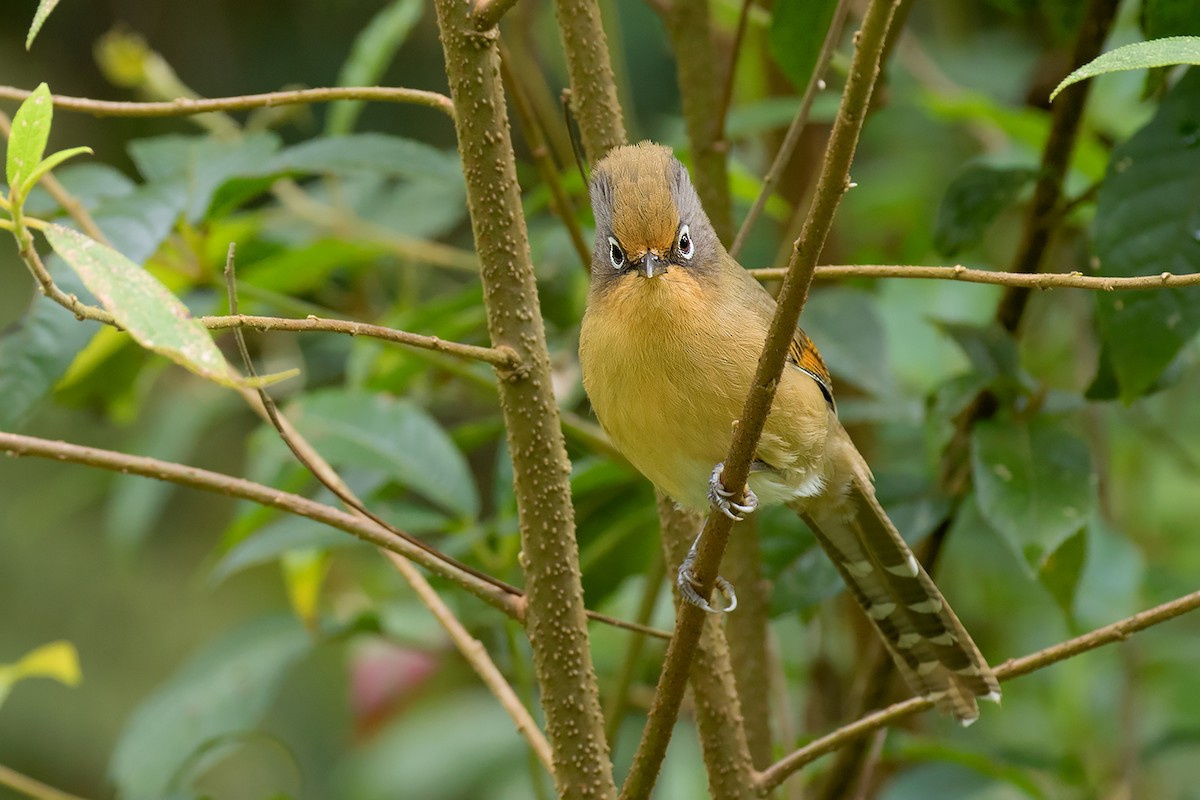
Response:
[588, 142, 719, 287]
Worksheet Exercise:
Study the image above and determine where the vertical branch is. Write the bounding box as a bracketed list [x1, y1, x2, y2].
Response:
[722, 516, 776, 774]
[552, 0, 628, 160]
[656, 497, 758, 800]
[432, 5, 616, 798]
[994, 0, 1121, 330]
[665, 0, 735, 243]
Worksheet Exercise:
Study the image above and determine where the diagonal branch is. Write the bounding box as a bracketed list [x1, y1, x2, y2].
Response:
[756, 589, 1200, 792]
[0, 85, 455, 120]
[618, 2, 901, 797]
[752, 264, 1200, 290]
[0, 763, 88, 800]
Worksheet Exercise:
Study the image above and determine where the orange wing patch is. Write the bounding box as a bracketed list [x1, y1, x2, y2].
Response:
[788, 328, 834, 406]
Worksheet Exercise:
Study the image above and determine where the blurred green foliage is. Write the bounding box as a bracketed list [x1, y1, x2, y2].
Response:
[2, 0, 1200, 798]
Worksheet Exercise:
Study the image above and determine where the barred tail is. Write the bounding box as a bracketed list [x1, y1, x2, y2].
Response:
[790, 480, 1000, 723]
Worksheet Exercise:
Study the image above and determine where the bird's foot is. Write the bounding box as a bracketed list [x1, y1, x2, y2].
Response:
[707, 462, 758, 521]
[677, 532, 738, 613]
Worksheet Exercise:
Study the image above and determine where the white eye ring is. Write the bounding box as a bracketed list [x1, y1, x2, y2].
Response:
[678, 225, 693, 260]
[608, 237, 626, 270]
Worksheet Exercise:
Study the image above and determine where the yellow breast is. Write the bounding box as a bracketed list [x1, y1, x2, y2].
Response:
[579, 267, 830, 510]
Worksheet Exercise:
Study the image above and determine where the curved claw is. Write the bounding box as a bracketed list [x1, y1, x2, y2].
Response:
[707, 462, 759, 521]
[677, 563, 738, 614]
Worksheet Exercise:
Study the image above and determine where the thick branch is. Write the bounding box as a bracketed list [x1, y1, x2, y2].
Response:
[472, 0, 521, 29]
[551, 0, 627, 160]
[0, 85, 455, 120]
[757, 589, 1200, 792]
[432, 4, 616, 796]
[751, 264, 1200, 290]
[618, 3, 900, 797]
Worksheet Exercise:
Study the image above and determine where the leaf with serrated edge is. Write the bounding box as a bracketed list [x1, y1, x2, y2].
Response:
[25, 0, 62, 49]
[42, 224, 295, 389]
[1051, 36, 1200, 100]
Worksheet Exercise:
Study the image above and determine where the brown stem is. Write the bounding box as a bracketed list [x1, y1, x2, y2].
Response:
[551, 0, 627, 161]
[757, 589, 1200, 792]
[0, 764, 88, 800]
[666, 0, 734, 243]
[715, 0, 755, 148]
[0, 85, 455, 120]
[432, 4, 616, 796]
[618, 3, 900, 797]
[994, 0, 1121, 332]
[656, 497, 757, 800]
[750, 264, 1200, 290]
[730, 0, 851, 258]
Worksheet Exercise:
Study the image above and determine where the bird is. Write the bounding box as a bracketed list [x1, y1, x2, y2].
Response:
[578, 141, 1000, 723]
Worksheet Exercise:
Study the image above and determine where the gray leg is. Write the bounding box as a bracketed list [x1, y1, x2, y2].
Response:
[707, 462, 759, 521]
[677, 528, 738, 613]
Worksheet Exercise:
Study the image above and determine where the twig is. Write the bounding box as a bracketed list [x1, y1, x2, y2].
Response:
[0, 763, 88, 800]
[551, 0, 628, 160]
[473, 0, 522, 29]
[0, 85, 456, 121]
[730, 0, 851, 258]
[434, 1, 617, 795]
[756, 589, 1200, 792]
[751, 264, 1200, 290]
[715, 0, 755, 150]
[202, 313, 521, 369]
[994, 0, 1122, 331]
[499, 41, 592, 272]
[618, 3, 900, 798]
[385, 551, 556, 774]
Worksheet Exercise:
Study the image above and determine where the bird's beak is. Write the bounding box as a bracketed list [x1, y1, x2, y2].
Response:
[636, 252, 667, 279]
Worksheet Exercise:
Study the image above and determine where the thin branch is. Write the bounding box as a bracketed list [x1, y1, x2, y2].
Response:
[618, 2, 900, 797]
[751, 264, 1200, 290]
[384, 551, 556, 774]
[499, 41, 592, 272]
[0, 85, 456, 121]
[715, 0, 755, 149]
[756, 589, 1200, 792]
[994, 0, 1122, 331]
[433, 1, 617, 795]
[473, 0, 522, 29]
[0, 764, 88, 800]
[202, 313, 521, 369]
[730, 0, 851, 258]
[11, 216, 115, 325]
[666, 0, 734, 242]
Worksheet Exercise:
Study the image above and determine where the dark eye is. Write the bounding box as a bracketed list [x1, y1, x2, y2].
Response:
[677, 225, 693, 260]
[608, 237, 625, 269]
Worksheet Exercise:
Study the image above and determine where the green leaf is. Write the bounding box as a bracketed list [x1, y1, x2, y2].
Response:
[1073, 515, 1144, 630]
[971, 417, 1093, 571]
[934, 165, 1036, 257]
[242, 238, 388, 295]
[799, 288, 893, 397]
[281, 549, 330, 628]
[1037, 527, 1087, 620]
[6, 83, 52, 198]
[42, 224, 295, 389]
[287, 389, 479, 518]
[1051, 37, 1200, 100]
[0, 258, 101, 429]
[109, 616, 311, 800]
[25, 0, 62, 49]
[0, 640, 81, 710]
[1093, 70, 1200, 402]
[271, 133, 462, 182]
[768, 0, 840, 90]
[210, 518, 358, 585]
[19, 145, 93, 196]
[326, 0, 425, 136]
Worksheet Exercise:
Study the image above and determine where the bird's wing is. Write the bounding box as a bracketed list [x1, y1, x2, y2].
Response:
[788, 328, 834, 407]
